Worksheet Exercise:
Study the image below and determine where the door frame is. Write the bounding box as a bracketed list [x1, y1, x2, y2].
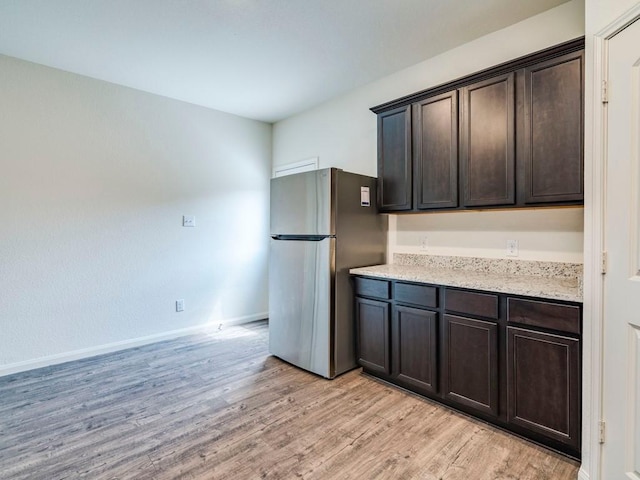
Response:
[583, 4, 640, 480]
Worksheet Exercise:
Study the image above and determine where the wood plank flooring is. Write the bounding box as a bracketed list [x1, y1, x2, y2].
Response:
[0, 320, 579, 479]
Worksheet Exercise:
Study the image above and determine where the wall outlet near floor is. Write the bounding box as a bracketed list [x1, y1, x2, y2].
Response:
[176, 299, 185, 312]
[420, 236, 429, 251]
[506, 239, 519, 257]
[183, 215, 196, 227]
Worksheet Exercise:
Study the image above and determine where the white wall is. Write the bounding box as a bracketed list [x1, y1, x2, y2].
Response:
[587, 0, 638, 29]
[391, 208, 584, 262]
[273, 0, 585, 263]
[0, 55, 272, 373]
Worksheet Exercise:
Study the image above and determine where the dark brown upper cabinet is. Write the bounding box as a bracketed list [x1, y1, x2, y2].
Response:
[377, 105, 412, 211]
[372, 37, 584, 213]
[413, 91, 458, 209]
[520, 51, 584, 204]
[460, 73, 515, 207]
[354, 275, 583, 459]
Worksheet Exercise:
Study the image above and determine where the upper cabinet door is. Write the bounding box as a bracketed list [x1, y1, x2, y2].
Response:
[413, 91, 458, 210]
[377, 105, 412, 212]
[460, 73, 516, 207]
[521, 52, 584, 204]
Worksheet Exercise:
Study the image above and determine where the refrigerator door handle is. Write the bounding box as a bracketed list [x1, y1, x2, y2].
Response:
[271, 234, 334, 241]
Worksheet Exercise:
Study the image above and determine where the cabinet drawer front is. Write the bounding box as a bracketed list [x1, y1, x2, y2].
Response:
[507, 298, 580, 334]
[395, 282, 438, 308]
[445, 289, 499, 319]
[354, 277, 391, 300]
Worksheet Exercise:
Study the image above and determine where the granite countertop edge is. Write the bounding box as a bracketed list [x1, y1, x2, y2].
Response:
[349, 264, 582, 303]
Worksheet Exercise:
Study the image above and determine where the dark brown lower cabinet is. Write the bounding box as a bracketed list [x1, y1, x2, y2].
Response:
[355, 297, 390, 375]
[353, 275, 582, 459]
[392, 305, 438, 394]
[443, 314, 499, 417]
[507, 326, 581, 451]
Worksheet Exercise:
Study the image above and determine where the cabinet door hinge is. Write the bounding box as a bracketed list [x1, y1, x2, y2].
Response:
[602, 80, 609, 103]
[599, 420, 606, 443]
[602, 251, 608, 274]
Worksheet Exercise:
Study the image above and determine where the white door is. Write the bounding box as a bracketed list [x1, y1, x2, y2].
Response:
[603, 15, 640, 480]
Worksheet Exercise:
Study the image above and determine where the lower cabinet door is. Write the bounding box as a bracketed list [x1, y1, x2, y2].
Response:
[443, 314, 499, 417]
[355, 297, 390, 374]
[392, 305, 438, 394]
[507, 326, 580, 450]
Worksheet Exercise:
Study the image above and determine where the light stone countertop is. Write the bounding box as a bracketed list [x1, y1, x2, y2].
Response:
[349, 263, 582, 303]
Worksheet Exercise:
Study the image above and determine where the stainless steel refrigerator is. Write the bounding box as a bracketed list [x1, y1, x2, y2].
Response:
[269, 168, 387, 378]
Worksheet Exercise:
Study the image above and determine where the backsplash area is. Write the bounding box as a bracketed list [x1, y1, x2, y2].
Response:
[388, 207, 584, 264]
[394, 253, 583, 279]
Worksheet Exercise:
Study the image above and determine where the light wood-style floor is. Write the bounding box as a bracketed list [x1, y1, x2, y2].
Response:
[0, 320, 579, 479]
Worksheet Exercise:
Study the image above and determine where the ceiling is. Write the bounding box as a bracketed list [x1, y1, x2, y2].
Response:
[0, 0, 570, 123]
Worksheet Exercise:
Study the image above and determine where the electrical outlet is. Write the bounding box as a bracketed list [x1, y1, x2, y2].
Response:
[183, 215, 196, 227]
[420, 236, 429, 251]
[506, 239, 519, 257]
[176, 299, 185, 312]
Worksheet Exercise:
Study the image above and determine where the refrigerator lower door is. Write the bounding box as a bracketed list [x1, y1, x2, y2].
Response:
[268, 236, 335, 378]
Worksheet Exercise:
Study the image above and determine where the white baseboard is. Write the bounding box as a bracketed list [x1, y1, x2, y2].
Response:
[578, 467, 590, 480]
[0, 312, 268, 378]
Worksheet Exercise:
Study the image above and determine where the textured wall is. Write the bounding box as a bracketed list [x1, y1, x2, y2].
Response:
[273, 0, 585, 263]
[390, 208, 584, 262]
[0, 55, 272, 371]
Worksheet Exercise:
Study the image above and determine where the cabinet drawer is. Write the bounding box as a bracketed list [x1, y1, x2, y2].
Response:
[507, 298, 581, 334]
[445, 289, 498, 319]
[354, 277, 391, 300]
[394, 282, 438, 308]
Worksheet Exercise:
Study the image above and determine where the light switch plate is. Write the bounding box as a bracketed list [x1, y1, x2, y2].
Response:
[176, 299, 185, 312]
[183, 215, 196, 227]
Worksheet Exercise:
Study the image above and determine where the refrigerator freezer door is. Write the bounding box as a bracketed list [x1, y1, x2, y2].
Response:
[268, 237, 334, 378]
[270, 168, 334, 236]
